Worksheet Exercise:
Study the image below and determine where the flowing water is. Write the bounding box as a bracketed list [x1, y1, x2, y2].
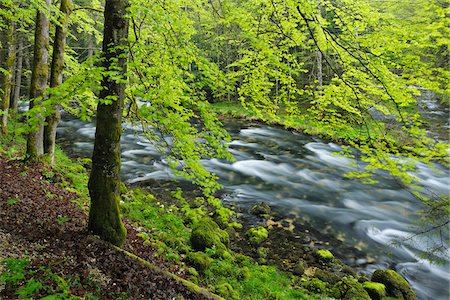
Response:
[55, 93, 449, 300]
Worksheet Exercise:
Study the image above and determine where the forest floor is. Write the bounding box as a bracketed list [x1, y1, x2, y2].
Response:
[0, 155, 218, 299]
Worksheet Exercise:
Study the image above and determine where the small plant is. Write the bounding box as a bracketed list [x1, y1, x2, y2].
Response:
[0, 257, 28, 286]
[6, 196, 21, 205]
[56, 216, 71, 225]
[42, 169, 55, 180]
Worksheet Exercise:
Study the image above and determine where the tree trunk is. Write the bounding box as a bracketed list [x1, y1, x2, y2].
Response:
[26, 0, 51, 159]
[88, 0, 129, 246]
[0, 19, 15, 134]
[11, 37, 23, 112]
[44, 0, 72, 164]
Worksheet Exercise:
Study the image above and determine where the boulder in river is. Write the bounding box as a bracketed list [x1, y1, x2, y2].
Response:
[371, 269, 416, 300]
[362, 281, 386, 300]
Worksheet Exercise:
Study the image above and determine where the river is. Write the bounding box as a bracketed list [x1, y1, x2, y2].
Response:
[55, 94, 449, 300]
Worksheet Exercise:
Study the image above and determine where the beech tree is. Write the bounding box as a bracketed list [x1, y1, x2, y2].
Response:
[87, 0, 129, 246]
[0, 10, 15, 134]
[44, 0, 72, 164]
[26, 0, 51, 159]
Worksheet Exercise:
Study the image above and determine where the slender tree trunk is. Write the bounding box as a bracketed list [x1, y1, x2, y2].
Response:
[316, 0, 323, 91]
[88, 0, 129, 246]
[11, 37, 23, 112]
[0, 20, 15, 134]
[44, 0, 72, 164]
[317, 50, 323, 88]
[87, 13, 97, 65]
[26, 0, 51, 159]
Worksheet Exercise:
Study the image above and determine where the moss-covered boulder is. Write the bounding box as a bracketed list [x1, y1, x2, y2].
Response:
[371, 269, 416, 300]
[246, 226, 268, 245]
[186, 252, 213, 273]
[363, 282, 386, 300]
[331, 277, 371, 300]
[250, 202, 271, 217]
[190, 218, 229, 251]
[315, 249, 334, 265]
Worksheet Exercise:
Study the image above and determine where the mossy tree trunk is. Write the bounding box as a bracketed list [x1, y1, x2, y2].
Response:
[44, 0, 72, 164]
[26, 0, 51, 159]
[88, 0, 129, 246]
[0, 18, 15, 135]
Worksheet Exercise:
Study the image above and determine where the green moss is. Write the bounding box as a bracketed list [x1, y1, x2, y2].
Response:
[190, 217, 229, 251]
[257, 247, 269, 259]
[317, 249, 333, 259]
[344, 286, 371, 300]
[331, 277, 371, 300]
[363, 282, 386, 300]
[215, 283, 238, 299]
[302, 278, 326, 294]
[371, 269, 416, 300]
[186, 252, 212, 273]
[246, 226, 268, 245]
[315, 268, 340, 284]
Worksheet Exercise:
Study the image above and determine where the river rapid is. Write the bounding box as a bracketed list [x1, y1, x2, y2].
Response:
[56, 95, 449, 300]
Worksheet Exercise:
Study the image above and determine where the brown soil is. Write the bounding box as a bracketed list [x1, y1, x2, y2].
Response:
[0, 155, 217, 299]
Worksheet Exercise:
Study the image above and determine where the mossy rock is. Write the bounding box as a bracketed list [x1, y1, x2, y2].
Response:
[257, 247, 269, 259]
[315, 249, 334, 264]
[331, 277, 371, 300]
[215, 283, 238, 299]
[315, 268, 340, 285]
[250, 202, 271, 217]
[246, 226, 268, 245]
[190, 218, 229, 251]
[186, 252, 212, 273]
[293, 260, 306, 276]
[344, 286, 371, 300]
[302, 278, 326, 294]
[371, 269, 416, 300]
[363, 281, 386, 300]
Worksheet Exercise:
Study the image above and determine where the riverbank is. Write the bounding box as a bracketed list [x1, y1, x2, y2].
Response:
[0, 122, 418, 299]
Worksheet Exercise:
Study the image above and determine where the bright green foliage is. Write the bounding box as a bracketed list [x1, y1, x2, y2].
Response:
[126, 0, 233, 199]
[121, 189, 191, 253]
[0, 257, 85, 299]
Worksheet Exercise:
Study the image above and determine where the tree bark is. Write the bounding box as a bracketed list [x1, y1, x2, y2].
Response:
[0, 19, 15, 134]
[44, 0, 72, 164]
[11, 36, 23, 112]
[26, 0, 51, 159]
[88, 0, 129, 246]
